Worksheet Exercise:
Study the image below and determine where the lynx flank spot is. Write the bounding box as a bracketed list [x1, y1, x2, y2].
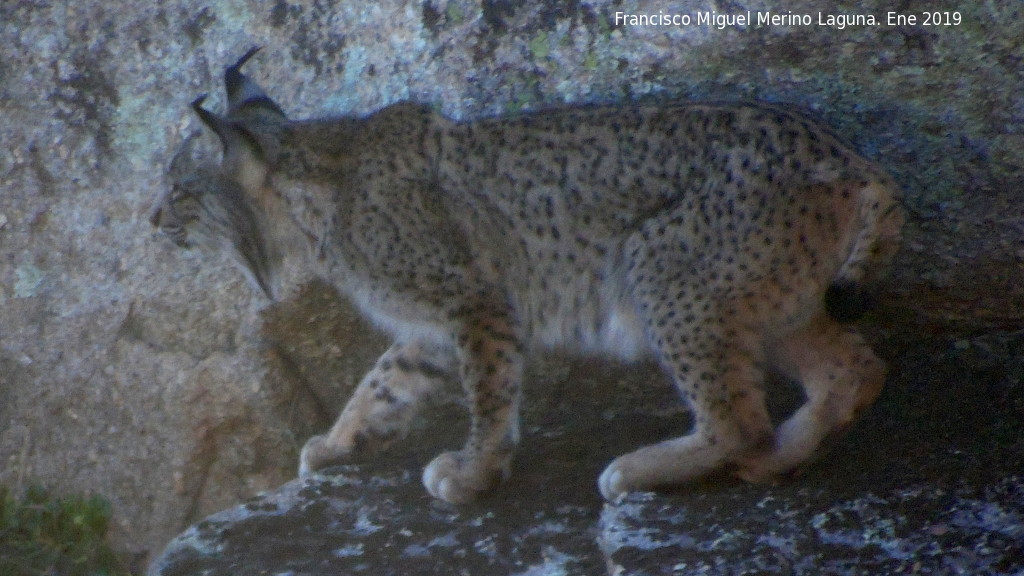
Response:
[153, 49, 903, 504]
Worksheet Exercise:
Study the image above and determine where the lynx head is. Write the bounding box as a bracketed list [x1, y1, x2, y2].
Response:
[151, 47, 286, 299]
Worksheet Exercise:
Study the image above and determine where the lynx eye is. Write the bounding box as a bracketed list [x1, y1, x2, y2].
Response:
[157, 209, 187, 244]
[150, 186, 192, 247]
[167, 225, 189, 247]
[169, 186, 188, 204]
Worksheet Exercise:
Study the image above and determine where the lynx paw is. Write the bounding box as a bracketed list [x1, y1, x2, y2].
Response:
[598, 437, 739, 501]
[298, 434, 352, 477]
[732, 460, 788, 484]
[598, 457, 637, 501]
[422, 450, 510, 504]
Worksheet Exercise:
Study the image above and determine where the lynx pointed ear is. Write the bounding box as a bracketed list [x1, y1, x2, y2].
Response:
[224, 46, 286, 121]
[191, 95, 234, 148]
[191, 95, 269, 192]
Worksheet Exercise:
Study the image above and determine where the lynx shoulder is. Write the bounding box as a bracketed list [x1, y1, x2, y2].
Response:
[152, 49, 903, 504]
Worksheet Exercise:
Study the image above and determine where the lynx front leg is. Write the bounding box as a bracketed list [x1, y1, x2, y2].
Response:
[422, 312, 524, 504]
[299, 340, 455, 476]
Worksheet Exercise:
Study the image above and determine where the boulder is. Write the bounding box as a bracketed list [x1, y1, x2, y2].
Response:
[151, 335, 1024, 574]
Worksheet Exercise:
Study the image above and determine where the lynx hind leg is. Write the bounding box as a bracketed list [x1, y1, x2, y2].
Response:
[423, 311, 524, 504]
[736, 313, 886, 483]
[299, 340, 456, 476]
[599, 271, 775, 500]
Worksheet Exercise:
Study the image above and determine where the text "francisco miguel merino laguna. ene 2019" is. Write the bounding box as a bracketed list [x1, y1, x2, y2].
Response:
[614, 11, 892, 30]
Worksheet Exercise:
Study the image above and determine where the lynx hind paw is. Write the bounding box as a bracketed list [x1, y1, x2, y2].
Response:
[732, 459, 791, 485]
[422, 450, 511, 505]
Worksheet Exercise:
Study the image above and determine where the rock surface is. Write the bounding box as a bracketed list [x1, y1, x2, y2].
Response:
[150, 334, 1024, 575]
[0, 0, 1021, 572]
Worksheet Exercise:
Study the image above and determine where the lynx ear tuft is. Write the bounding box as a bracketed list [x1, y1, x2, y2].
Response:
[192, 95, 223, 138]
[191, 95, 235, 150]
[224, 46, 262, 100]
[224, 46, 286, 121]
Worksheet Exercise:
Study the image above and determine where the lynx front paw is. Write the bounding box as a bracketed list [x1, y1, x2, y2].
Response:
[598, 457, 637, 501]
[298, 434, 352, 477]
[422, 450, 510, 505]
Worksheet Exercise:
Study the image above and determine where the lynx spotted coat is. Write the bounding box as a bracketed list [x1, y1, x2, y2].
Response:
[152, 49, 903, 504]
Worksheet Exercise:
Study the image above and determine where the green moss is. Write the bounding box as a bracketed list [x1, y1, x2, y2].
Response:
[503, 75, 541, 114]
[595, 11, 612, 36]
[445, 2, 464, 25]
[0, 485, 130, 576]
[529, 31, 550, 60]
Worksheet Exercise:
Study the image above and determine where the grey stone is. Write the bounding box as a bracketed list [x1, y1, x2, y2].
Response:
[601, 480, 1024, 575]
[150, 336, 1024, 574]
[149, 469, 602, 576]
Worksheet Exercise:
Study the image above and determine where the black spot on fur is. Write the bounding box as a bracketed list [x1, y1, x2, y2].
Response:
[824, 281, 875, 323]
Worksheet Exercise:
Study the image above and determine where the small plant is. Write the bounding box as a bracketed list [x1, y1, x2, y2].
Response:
[0, 484, 130, 576]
